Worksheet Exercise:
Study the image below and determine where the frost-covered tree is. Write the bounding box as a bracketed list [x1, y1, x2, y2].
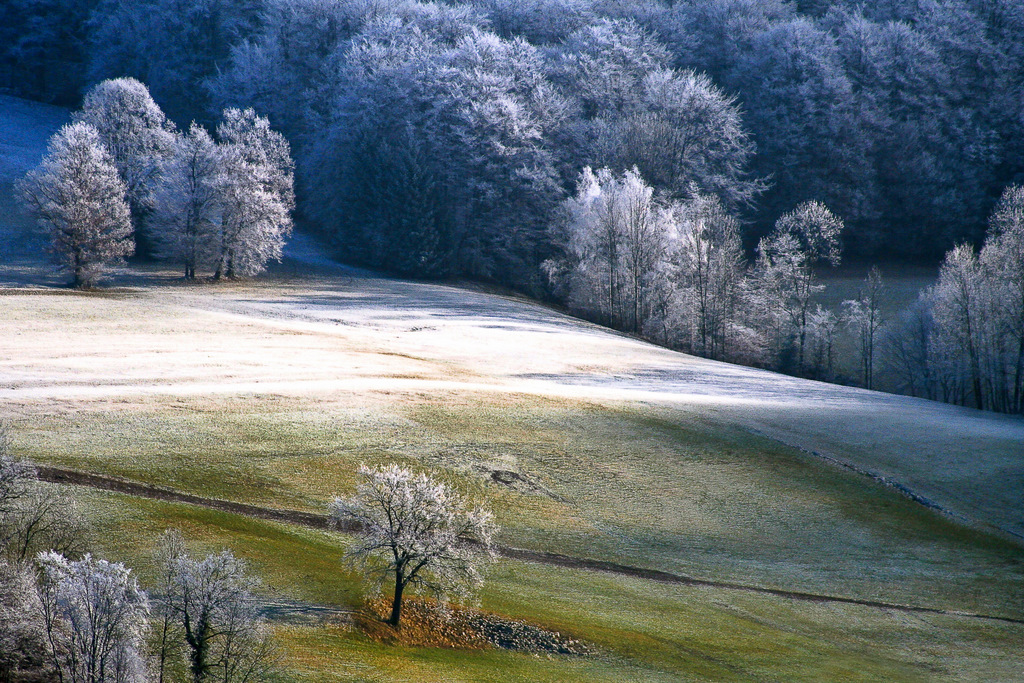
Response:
[151, 123, 223, 278]
[207, 0, 388, 140]
[473, 0, 594, 44]
[307, 21, 563, 287]
[16, 122, 133, 288]
[330, 464, 496, 627]
[651, 0, 793, 81]
[669, 191, 747, 359]
[617, 69, 762, 208]
[883, 298, 936, 400]
[75, 78, 177, 252]
[0, 559, 50, 681]
[162, 545, 273, 683]
[923, 185, 1024, 412]
[805, 305, 839, 380]
[152, 529, 185, 683]
[729, 19, 872, 246]
[546, 167, 674, 332]
[0, 428, 34, 522]
[826, 9, 998, 255]
[980, 185, 1024, 413]
[551, 18, 760, 209]
[842, 266, 885, 389]
[2, 485, 87, 565]
[928, 244, 984, 408]
[0, 431, 86, 564]
[754, 200, 843, 369]
[87, 0, 265, 121]
[551, 18, 671, 119]
[213, 108, 295, 279]
[37, 552, 149, 683]
[0, 0, 97, 103]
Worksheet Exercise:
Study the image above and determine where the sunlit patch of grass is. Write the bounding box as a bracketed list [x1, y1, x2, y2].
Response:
[13, 389, 1024, 618]
[75, 488, 362, 607]
[67, 487, 1024, 682]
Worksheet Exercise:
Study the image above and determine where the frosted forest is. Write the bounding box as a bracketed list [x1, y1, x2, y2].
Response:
[5, 0, 1024, 413]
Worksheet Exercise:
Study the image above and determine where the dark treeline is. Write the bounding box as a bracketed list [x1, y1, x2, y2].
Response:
[4, 0, 1023, 276]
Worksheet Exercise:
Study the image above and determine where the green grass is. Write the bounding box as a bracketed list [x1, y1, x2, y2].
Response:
[2, 275, 1021, 680]
[16, 389, 1024, 618]
[71, 488, 1024, 682]
[3, 93, 1022, 680]
[13, 390, 1024, 620]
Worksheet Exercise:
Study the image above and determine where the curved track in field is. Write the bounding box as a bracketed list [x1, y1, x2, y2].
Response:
[38, 465, 1024, 627]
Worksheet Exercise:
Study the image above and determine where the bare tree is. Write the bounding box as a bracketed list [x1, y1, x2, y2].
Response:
[16, 122, 134, 288]
[37, 552, 149, 683]
[2, 488, 87, 564]
[330, 464, 496, 628]
[0, 427, 34, 522]
[883, 298, 936, 400]
[1, 428, 87, 564]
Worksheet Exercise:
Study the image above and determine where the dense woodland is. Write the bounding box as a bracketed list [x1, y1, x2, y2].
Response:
[4, 0, 1024, 413]
[4, 0, 1023, 262]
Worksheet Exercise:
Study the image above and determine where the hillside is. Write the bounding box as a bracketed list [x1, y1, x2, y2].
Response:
[2, 96, 1024, 681]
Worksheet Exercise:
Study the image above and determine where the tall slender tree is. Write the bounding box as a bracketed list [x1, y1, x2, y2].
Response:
[151, 123, 222, 278]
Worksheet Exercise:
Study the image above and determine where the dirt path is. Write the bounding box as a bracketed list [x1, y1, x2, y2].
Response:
[37, 465, 1024, 626]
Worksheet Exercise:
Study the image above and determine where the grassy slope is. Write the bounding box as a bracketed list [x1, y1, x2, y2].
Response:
[3, 285, 1023, 680]
[2, 95, 1023, 680]
[76, 489, 1024, 682]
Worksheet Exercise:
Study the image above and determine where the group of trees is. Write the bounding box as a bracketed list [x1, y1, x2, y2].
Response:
[886, 185, 1024, 413]
[546, 169, 1024, 416]
[546, 166, 846, 373]
[5, 0, 1023, 269]
[8, 1, 1024, 413]
[2, 423, 497, 681]
[17, 78, 293, 287]
[1, 442, 275, 683]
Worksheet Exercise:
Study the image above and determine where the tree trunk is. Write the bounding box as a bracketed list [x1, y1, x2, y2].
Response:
[185, 613, 211, 683]
[389, 572, 405, 627]
[73, 250, 85, 289]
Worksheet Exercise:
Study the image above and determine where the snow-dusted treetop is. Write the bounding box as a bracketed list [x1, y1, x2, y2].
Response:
[16, 121, 133, 288]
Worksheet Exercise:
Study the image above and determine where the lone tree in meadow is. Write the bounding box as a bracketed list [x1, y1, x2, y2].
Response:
[16, 122, 133, 288]
[330, 464, 496, 627]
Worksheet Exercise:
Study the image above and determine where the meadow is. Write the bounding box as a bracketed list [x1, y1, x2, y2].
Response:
[3, 94, 1023, 681]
